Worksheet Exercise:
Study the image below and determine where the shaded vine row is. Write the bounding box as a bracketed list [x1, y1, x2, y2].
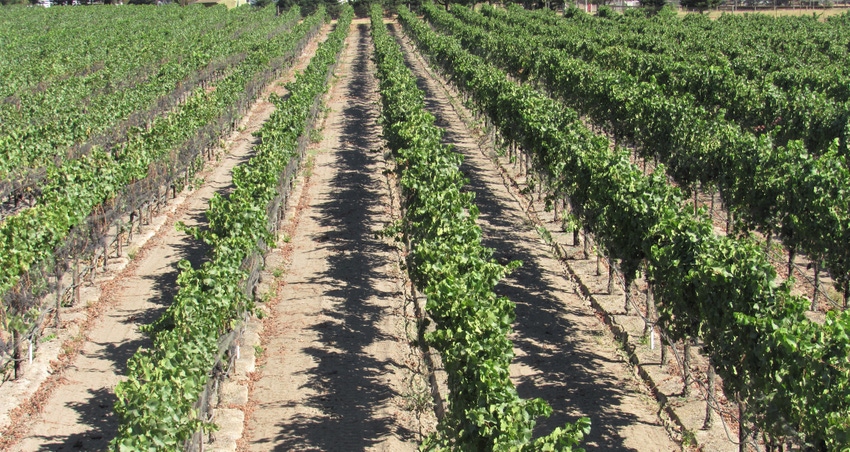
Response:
[111, 6, 353, 450]
[401, 4, 850, 449]
[429, 3, 850, 308]
[371, 7, 588, 451]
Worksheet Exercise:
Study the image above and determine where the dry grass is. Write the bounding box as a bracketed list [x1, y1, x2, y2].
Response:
[679, 5, 850, 19]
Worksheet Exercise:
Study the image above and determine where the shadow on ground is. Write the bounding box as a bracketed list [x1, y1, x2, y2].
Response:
[255, 23, 417, 451]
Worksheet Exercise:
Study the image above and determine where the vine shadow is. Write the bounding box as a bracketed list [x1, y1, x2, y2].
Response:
[260, 23, 417, 450]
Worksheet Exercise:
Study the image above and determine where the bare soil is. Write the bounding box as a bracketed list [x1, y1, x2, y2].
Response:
[241, 19, 429, 451]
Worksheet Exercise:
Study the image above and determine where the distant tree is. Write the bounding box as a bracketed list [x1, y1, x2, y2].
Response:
[595, 4, 616, 16]
[274, 0, 337, 16]
[639, 0, 666, 9]
[680, 0, 721, 11]
[431, 0, 475, 10]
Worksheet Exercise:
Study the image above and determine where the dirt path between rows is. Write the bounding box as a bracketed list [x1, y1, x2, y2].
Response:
[241, 19, 429, 451]
[4, 25, 331, 451]
[390, 24, 679, 451]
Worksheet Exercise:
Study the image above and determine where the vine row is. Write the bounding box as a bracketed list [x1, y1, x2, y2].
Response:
[427, 2, 850, 308]
[400, 5, 850, 449]
[371, 7, 589, 450]
[111, 6, 353, 449]
[0, 6, 326, 381]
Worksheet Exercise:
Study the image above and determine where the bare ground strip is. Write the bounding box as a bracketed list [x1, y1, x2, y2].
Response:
[243, 20, 427, 452]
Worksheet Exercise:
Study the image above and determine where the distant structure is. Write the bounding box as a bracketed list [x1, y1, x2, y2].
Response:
[195, 0, 247, 8]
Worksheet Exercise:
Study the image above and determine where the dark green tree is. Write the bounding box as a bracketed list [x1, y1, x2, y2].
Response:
[274, 0, 337, 16]
[680, 0, 721, 12]
[639, 0, 666, 10]
[429, 0, 475, 10]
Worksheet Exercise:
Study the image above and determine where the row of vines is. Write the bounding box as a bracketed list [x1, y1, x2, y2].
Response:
[402, 4, 850, 449]
[0, 5, 313, 381]
[0, 5, 291, 188]
[435, 3, 850, 311]
[111, 5, 353, 449]
[370, 7, 588, 450]
[495, 4, 850, 152]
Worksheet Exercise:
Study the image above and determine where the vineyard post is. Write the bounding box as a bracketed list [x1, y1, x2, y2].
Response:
[787, 245, 795, 279]
[13, 329, 22, 380]
[683, 338, 692, 397]
[704, 363, 716, 429]
[726, 208, 734, 235]
[644, 280, 654, 337]
[55, 270, 62, 328]
[73, 258, 81, 305]
[521, 145, 528, 175]
[573, 222, 580, 247]
[811, 260, 820, 311]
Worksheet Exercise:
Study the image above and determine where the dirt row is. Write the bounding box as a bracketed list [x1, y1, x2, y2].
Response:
[236, 19, 429, 451]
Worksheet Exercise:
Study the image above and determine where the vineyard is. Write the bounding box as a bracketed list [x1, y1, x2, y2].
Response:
[0, 2, 848, 451]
